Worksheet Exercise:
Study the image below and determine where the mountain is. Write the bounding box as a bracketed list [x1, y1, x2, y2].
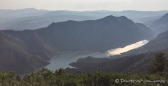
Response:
[0, 31, 49, 74]
[142, 30, 168, 52]
[121, 30, 168, 56]
[67, 52, 157, 73]
[0, 8, 49, 20]
[1, 15, 155, 74]
[1, 9, 168, 30]
[0, 15, 93, 30]
[45, 15, 155, 51]
[5, 16, 154, 53]
[149, 13, 168, 34]
[0, 8, 49, 30]
[41, 10, 168, 22]
[3, 29, 58, 60]
[66, 30, 168, 73]
[5, 15, 155, 52]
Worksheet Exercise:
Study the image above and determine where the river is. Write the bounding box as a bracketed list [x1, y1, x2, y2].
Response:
[44, 40, 148, 71]
[44, 51, 107, 71]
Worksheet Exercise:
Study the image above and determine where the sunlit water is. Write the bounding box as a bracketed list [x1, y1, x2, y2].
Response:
[44, 40, 148, 72]
[107, 40, 148, 55]
[19, 40, 148, 77]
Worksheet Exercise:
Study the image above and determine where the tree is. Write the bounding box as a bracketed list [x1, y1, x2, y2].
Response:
[148, 52, 168, 75]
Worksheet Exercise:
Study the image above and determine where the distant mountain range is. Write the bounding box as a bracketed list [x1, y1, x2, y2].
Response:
[1, 15, 154, 74]
[0, 8, 49, 20]
[0, 8, 168, 30]
[4, 15, 154, 51]
[149, 13, 168, 34]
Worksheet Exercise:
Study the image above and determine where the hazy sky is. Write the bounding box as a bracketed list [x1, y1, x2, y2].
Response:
[0, 0, 168, 11]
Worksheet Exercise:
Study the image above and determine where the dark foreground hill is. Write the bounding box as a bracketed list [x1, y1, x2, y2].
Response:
[1, 15, 154, 74]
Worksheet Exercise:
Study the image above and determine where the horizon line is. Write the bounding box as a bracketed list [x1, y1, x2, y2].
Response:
[0, 8, 168, 12]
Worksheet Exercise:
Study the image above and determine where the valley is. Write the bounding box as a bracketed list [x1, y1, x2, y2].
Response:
[0, 0, 168, 85]
[45, 39, 148, 72]
[0, 8, 167, 77]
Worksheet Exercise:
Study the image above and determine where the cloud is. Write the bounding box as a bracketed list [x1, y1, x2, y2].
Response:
[107, 40, 148, 56]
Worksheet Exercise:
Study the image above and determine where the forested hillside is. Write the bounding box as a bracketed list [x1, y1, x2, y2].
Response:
[0, 15, 156, 74]
[0, 55, 167, 86]
[67, 30, 168, 74]
[0, 31, 49, 74]
[4, 15, 155, 52]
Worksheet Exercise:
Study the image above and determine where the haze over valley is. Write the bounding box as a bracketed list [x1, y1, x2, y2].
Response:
[0, 2, 168, 84]
[0, 8, 168, 74]
[0, 11, 158, 74]
[44, 39, 148, 71]
[0, 9, 168, 30]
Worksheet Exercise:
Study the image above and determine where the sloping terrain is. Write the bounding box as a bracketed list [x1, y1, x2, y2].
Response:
[67, 30, 168, 73]
[1, 15, 155, 74]
[0, 31, 49, 74]
[149, 13, 168, 34]
[32, 15, 155, 51]
[121, 30, 168, 56]
[68, 52, 156, 73]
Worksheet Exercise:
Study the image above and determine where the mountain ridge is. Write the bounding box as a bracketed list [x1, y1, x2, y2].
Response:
[1, 9, 168, 30]
[1, 15, 155, 74]
[0, 31, 49, 74]
[66, 27, 168, 73]
[149, 13, 168, 34]
[42, 15, 155, 51]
